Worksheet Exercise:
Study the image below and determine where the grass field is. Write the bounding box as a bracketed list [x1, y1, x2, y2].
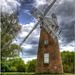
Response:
[1, 72, 74, 75]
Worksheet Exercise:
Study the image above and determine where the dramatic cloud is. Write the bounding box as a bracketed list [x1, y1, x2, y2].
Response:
[12, 0, 74, 61]
[1, 0, 20, 14]
[34, 0, 47, 7]
[13, 22, 40, 58]
[54, 0, 75, 45]
[33, 0, 74, 46]
[59, 40, 74, 52]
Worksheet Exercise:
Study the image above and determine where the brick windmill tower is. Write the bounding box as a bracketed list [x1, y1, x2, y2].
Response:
[20, 0, 63, 73]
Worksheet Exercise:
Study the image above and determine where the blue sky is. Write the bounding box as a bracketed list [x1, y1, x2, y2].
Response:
[17, 0, 34, 24]
[2, 0, 75, 63]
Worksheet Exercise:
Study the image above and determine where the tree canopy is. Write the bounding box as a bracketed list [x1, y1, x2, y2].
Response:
[1, 12, 22, 60]
[26, 59, 37, 72]
[1, 58, 26, 72]
[1, 51, 74, 73]
[61, 51, 74, 73]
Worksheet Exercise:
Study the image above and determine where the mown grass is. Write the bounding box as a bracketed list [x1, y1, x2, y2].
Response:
[1, 72, 74, 75]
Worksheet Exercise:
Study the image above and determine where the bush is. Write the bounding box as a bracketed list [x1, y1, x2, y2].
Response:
[10, 66, 17, 72]
[63, 64, 71, 73]
[27, 59, 36, 72]
[11, 58, 26, 72]
[27, 62, 36, 72]
[1, 62, 9, 72]
[61, 51, 74, 73]
[70, 63, 74, 74]
[17, 64, 26, 72]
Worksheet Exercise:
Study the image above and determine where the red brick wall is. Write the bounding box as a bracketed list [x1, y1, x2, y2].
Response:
[36, 27, 63, 73]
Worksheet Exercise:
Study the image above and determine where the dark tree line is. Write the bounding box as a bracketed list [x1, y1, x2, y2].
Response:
[61, 51, 74, 73]
[1, 51, 74, 74]
[1, 58, 26, 72]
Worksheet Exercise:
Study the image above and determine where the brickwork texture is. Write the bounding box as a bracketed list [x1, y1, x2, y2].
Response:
[36, 27, 63, 73]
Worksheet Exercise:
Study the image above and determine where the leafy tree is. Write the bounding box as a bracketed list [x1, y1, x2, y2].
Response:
[10, 58, 26, 72]
[61, 51, 74, 73]
[27, 59, 37, 72]
[9, 66, 17, 72]
[17, 64, 26, 72]
[1, 62, 9, 72]
[1, 12, 22, 60]
[63, 64, 71, 73]
[61, 51, 74, 64]
[6, 59, 15, 68]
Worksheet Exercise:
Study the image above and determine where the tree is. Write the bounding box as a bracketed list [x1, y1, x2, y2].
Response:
[61, 51, 74, 73]
[61, 51, 74, 65]
[27, 59, 37, 72]
[9, 66, 17, 72]
[1, 62, 9, 72]
[63, 64, 71, 73]
[17, 64, 26, 72]
[11, 58, 26, 72]
[1, 12, 22, 60]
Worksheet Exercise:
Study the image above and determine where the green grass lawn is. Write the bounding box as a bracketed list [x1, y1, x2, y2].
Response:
[1, 72, 74, 75]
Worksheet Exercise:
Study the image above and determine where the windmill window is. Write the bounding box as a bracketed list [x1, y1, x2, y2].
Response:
[44, 53, 49, 64]
[44, 40, 48, 45]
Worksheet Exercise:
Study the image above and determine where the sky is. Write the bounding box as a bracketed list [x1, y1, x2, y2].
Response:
[2, 0, 75, 63]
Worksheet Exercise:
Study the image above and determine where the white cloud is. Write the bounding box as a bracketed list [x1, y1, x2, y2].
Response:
[12, 40, 17, 44]
[34, 0, 47, 7]
[19, 22, 39, 38]
[12, 21, 40, 45]
[20, 31, 28, 38]
[59, 40, 74, 52]
[1, 0, 21, 14]
[13, 21, 74, 55]
[22, 57, 37, 64]
[34, 0, 58, 7]
[24, 10, 31, 16]
[33, 0, 50, 14]
[22, 44, 32, 49]
[33, 0, 67, 17]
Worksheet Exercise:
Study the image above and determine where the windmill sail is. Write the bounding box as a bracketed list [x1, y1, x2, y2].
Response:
[42, 17, 61, 42]
[33, 0, 56, 16]
[20, 22, 39, 46]
[44, 0, 56, 16]
[30, 0, 58, 19]
[33, 0, 62, 17]
[20, 0, 62, 45]
[46, 0, 62, 17]
[30, 7, 43, 19]
[44, 17, 57, 26]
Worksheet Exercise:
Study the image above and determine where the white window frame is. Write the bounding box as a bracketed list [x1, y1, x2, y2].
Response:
[44, 53, 49, 64]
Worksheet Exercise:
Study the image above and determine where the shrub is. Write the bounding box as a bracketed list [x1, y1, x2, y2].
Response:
[27, 59, 36, 72]
[1, 62, 9, 72]
[63, 64, 71, 73]
[27, 62, 36, 72]
[17, 64, 26, 72]
[10, 58, 26, 72]
[70, 63, 74, 74]
[10, 66, 17, 72]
